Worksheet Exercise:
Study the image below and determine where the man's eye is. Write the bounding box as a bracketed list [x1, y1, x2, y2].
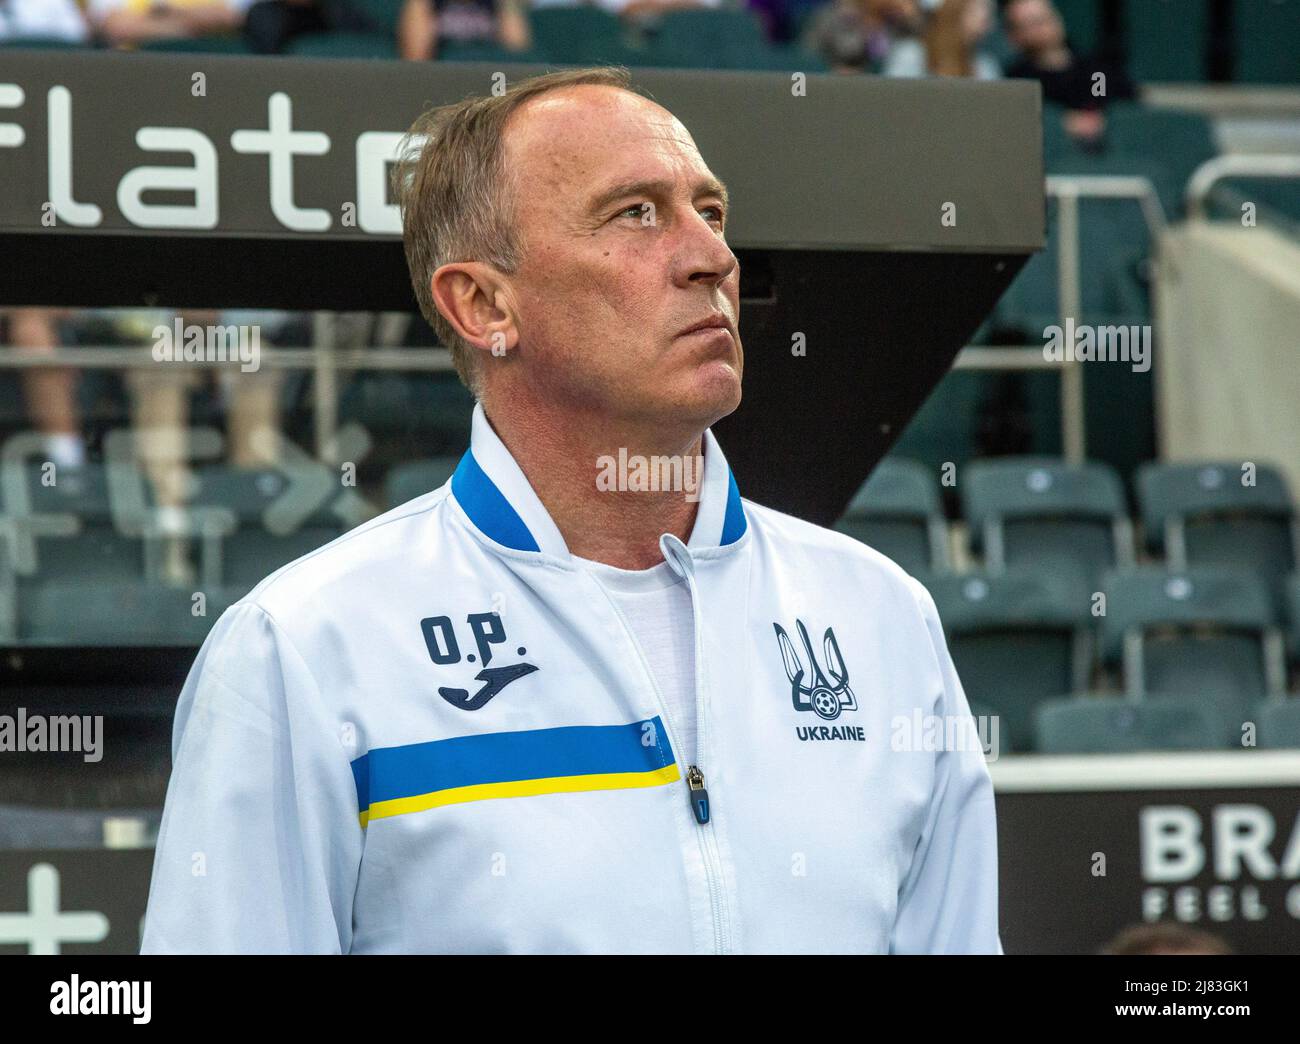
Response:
[702, 206, 725, 224]
[618, 204, 650, 220]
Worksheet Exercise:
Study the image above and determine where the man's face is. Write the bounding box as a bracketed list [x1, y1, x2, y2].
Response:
[497, 85, 742, 434]
[1005, 0, 1064, 54]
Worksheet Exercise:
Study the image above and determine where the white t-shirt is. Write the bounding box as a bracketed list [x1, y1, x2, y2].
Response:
[577, 555, 698, 765]
[0, 0, 89, 40]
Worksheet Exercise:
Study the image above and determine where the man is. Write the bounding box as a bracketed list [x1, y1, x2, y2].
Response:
[396, 0, 530, 60]
[1102, 923, 1234, 956]
[883, 0, 1001, 80]
[243, 0, 375, 54]
[1002, 0, 1135, 143]
[88, 0, 253, 46]
[141, 66, 1001, 954]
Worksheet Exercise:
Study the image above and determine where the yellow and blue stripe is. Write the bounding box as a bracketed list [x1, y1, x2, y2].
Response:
[351, 716, 679, 826]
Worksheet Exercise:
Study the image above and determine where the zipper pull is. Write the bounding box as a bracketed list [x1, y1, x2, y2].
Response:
[686, 765, 710, 824]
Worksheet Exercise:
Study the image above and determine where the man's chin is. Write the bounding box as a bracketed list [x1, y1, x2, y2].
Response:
[677, 363, 742, 426]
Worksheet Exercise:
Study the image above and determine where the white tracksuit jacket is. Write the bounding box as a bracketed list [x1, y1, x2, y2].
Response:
[141, 403, 1002, 954]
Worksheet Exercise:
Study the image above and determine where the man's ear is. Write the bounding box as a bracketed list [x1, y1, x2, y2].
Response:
[430, 261, 520, 358]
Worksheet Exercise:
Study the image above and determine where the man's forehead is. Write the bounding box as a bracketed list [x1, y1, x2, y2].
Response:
[514, 83, 682, 136]
[505, 85, 705, 186]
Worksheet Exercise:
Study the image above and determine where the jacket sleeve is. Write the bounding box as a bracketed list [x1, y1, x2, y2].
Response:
[140, 601, 362, 954]
[889, 579, 1003, 955]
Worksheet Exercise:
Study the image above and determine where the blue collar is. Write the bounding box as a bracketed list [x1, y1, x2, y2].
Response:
[451, 403, 748, 558]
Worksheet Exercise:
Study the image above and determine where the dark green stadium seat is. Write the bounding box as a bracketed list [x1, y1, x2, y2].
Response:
[1, 464, 144, 582]
[385, 457, 459, 509]
[962, 457, 1134, 597]
[834, 458, 948, 574]
[923, 569, 1091, 751]
[187, 464, 346, 530]
[1255, 698, 1300, 749]
[1103, 104, 1217, 216]
[736, 44, 829, 72]
[138, 35, 251, 55]
[1125, 0, 1208, 82]
[287, 31, 397, 59]
[0, 538, 15, 641]
[1100, 567, 1286, 719]
[222, 528, 344, 591]
[1235, 0, 1300, 84]
[186, 465, 351, 588]
[1042, 103, 1216, 224]
[1147, 688, 1253, 747]
[436, 41, 545, 63]
[993, 190, 1153, 334]
[18, 579, 235, 646]
[641, 9, 772, 69]
[352, 0, 404, 33]
[1136, 461, 1296, 594]
[531, 7, 641, 66]
[1054, 0, 1101, 55]
[1036, 694, 1222, 753]
[0, 37, 90, 50]
[341, 372, 474, 444]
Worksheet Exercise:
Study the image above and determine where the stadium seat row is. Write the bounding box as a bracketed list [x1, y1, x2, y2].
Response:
[7, 2, 1297, 84]
[837, 455, 1296, 597]
[999, 692, 1300, 755]
[836, 454, 1300, 752]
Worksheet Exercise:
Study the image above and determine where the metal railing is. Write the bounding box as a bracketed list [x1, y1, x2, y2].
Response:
[1185, 153, 1300, 221]
[954, 175, 1168, 465]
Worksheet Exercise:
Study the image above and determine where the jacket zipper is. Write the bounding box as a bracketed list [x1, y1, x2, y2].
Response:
[582, 546, 732, 955]
[660, 534, 732, 955]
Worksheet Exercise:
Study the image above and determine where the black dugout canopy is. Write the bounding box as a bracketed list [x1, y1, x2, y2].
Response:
[0, 51, 1044, 524]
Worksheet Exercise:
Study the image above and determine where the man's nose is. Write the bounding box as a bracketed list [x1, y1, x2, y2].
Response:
[675, 211, 738, 289]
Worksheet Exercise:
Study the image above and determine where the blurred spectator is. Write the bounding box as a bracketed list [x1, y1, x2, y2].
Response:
[397, 0, 530, 58]
[87, 0, 254, 47]
[2, 309, 87, 471]
[111, 307, 287, 584]
[746, 0, 800, 43]
[802, 0, 921, 75]
[1102, 923, 1235, 955]
[1002, 0, 1135, 144]
[883, 0, 999, 80]
[0, 0, 90, 42]
[243, 0, 375, 53]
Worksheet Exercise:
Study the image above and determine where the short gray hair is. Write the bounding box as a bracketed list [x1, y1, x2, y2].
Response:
[392, 66, 638, 397]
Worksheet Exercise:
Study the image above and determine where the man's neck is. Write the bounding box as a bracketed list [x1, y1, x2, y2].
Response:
[481, 398, 706, 570]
